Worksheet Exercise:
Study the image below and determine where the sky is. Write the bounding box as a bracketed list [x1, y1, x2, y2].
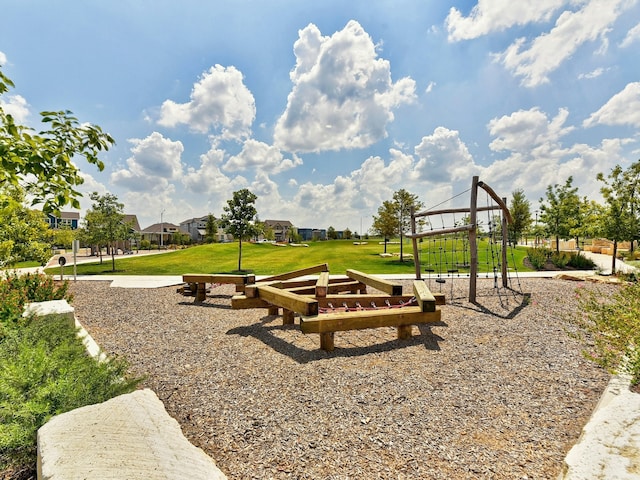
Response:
[1, 0, 639, 233]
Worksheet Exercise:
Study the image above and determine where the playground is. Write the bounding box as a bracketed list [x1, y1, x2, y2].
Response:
[68, 276, 614, 479]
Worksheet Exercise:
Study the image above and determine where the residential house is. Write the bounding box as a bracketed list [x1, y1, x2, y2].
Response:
[141, 222, 181, 247]
[179, 215, 233, 243]
[46, 211, 80, 229]
[264, 220, 294, 242]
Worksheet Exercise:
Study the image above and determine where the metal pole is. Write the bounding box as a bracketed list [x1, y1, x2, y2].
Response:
[469, 176, 479, 303]
[501, 197, 508, 288]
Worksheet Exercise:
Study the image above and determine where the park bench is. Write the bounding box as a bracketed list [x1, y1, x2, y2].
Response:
[179, 274, 256, 302]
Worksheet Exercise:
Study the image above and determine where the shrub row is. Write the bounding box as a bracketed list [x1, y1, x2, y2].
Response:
[0, 272, 140, 475]
[525, 248, 596, 270]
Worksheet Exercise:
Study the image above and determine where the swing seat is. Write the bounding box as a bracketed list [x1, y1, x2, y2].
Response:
[447, 269, 459, 274]
[435, 278, 446, 284]
[424, 268, 435, 273]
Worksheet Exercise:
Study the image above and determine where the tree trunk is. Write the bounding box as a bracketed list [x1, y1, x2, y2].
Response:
[400, 232, 404, 261]
[111, 243, 116, 272]
[611, 240, 617, 275]
[555, 235, 560, 253]
[238, 238, 243, 272]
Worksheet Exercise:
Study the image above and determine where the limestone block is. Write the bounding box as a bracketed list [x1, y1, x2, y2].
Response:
[23, 299, 75, 326]
[37, 388, 227, 480]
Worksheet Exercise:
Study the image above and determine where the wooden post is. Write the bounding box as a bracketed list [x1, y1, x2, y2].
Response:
[469, 176, 479, 303]
[397, 325, 413, 339]
[501, 197, 508, 288]
[320, 332, 335, 351]
[411, 206, 421, 280]
[283, 309, 295, 325]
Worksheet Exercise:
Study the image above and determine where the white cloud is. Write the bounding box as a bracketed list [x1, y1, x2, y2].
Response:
[273, 20, 416, 153]
[0, 94, 29, 123]
[425, 81, 436, 94]
[182, 144, 247, 200]
[583, 82, 640, 128]
[111, 132, 184, 191]
[620, 21, 640, 47]
[158, 65, 255, 139]
[0, 51, 6, 65]
[224, 139, 302, 174]
[578, 67, 607, 79]
[446, 0, 566, 41]
[414, 127, 480, 183]
[488, 107, 574, 154]
[495, 0, 630, 87]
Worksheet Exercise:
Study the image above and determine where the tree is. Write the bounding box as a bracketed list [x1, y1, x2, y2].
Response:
[1, 68, 115, 213]
[81, 192, 130, 272]
[372, 200, 398, 253]
[508, 189, 531, 246]
[343, 228, 352, 240]
[327, 226, 338, 240]
[52, 227, 76, 250]
[219, 189, 260, 272]
[393, 189, 424, 261]
[597, 161, 640, 274]
[205, 214, 217, 243]
[0, 185, 51, 267]
[539, 177, 580, 253]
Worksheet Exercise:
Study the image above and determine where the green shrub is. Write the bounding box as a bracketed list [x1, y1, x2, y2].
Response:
[572, 282, 640, 386]
[550, 251, 571, 268]
[0, 315, 140, 469]
[0, 272, 72, 339]
[567, 253, 597, 269]
[526, 247, 550, 270]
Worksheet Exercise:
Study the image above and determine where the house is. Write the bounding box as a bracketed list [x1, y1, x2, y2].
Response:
[179, 215, 234, 243]
[263, 220, 294, 242]
[141, 222, 181, 247]
[46, 211, 80, 229]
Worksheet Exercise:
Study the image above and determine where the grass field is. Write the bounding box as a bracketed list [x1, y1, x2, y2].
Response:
[48, 238, 532, 276]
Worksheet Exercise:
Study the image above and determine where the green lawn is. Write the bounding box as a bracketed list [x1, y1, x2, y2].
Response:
[46, 239, 532, 276]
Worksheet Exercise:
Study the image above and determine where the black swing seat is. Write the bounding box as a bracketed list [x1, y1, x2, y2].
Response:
[435, 278, 446, 284]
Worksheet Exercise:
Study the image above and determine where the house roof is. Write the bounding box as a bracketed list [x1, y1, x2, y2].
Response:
[264, 219, 293, 228]
[123, 214, 141, 232]
[47, 211, 80, 220]
[141, 222, 181, 233]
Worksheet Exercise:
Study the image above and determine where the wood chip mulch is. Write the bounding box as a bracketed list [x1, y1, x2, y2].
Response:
[69, 277, 615, 479]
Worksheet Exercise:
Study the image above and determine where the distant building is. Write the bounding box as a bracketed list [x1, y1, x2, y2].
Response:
[179, 215, 233, 243]
[141, 222, 181, 246]
[263, 220, 294, 242]
[297, 228, 326, 241]
[46, 211, 80, 229]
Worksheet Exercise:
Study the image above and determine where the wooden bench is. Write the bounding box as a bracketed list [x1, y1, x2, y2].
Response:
[180, 274, 256, 302]
[300, 281, 441, 351]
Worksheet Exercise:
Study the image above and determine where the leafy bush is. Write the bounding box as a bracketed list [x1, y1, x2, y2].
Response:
[567, 253, 597, 269]
[0, 272, 72, 339]
[550, 251, 571, 268]
[0, 316, 140, 469]
[526, 247, 550, 270]
[572, 282, 640, 385]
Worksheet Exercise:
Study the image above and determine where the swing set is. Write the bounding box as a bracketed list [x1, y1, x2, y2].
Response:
[408, 176, 518, 304]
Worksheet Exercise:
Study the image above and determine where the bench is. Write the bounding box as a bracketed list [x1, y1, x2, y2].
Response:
[179, 274, 256, 301]
[300, 281, 442, 351]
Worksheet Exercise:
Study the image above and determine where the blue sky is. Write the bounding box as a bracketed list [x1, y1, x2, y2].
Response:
[1, 0, 639, 232]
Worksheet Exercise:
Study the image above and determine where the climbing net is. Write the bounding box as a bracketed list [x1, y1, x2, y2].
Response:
[410, 177, 523, 306]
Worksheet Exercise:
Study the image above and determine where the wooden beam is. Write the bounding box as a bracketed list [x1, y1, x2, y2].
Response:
[346, 270, 402, 295]
[315, 271, 330, 298]
[314, 294, 415, 309]
[259, 264, 329, 283]
[257, 285, 319, 316]
[231, 295, 272, 309]
[412, 280, 436, 312]
[182, 274, 255, 285]
[300, 307, 441, 334]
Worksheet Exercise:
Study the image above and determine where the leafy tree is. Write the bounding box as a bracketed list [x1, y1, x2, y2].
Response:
[0, 68, 115, 213]
[220, 189, 260, 272]
[372, 200, 398, 253]
[81, 193, 130, 272]
[508, 189, 532, 246]
[52, 227, 76, 250]
[597, 161, 640, 274]
[205, 214, 217, 243]
[539, 177, 580, 253]
[0, 185, 51, 267]
[327, 226, 338, 240]
[343, 228, 352, 240]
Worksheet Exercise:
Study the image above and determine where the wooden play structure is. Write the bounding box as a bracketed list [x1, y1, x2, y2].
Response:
[230, 264, 444, 351]
[178, 273, 255, 301]
[408, 176, 516, 303]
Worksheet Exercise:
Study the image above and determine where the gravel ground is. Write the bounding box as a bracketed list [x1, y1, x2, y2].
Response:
[69, 277, 615, 480]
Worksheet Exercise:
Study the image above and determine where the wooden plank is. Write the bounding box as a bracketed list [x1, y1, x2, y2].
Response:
[346, 269, 402, 295]
[257, 285, 319, 316]
[287, 281, 365, 295]
[182, 274, 255, 285]
[300, 307, 441, 334]
[244, 281, 283, 298]
[259, 264, 329, 283]
[276, 276, 351, 289]
[231, 295, 272, 309]
[315, 271, 330, 298]
[412, 280, 436, 312]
